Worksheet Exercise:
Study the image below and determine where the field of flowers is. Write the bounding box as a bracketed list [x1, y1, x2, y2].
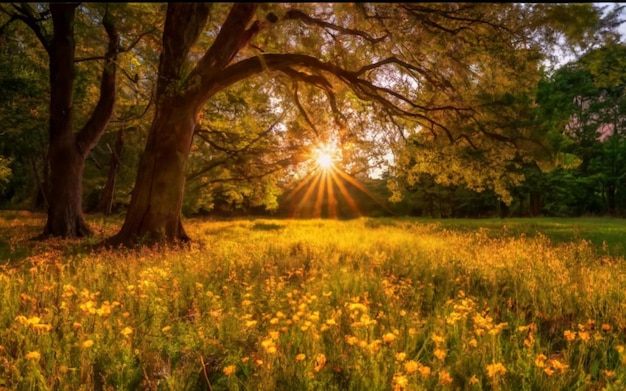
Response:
[0, 212, 624, 390]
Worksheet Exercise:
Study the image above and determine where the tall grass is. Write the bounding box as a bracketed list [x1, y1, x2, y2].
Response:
[0, 213, 624, 390]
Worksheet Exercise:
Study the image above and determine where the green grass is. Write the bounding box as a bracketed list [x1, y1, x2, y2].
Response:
[0, 211, 625, 390]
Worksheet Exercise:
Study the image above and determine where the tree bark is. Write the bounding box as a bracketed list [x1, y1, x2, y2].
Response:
[39, 4, 118, 239]
[106, 3, 257, 246]
[106, 101, 196, 246]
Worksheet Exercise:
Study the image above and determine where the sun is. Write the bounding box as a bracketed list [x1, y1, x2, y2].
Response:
[316, 151, 334, 170]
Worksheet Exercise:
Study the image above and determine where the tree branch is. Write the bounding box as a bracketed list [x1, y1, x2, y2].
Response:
[76, 5, 120, 157]
[284, 9, 388, 43]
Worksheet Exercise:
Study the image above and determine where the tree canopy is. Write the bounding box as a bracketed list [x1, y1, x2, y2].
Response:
[0, 3, 624, 244]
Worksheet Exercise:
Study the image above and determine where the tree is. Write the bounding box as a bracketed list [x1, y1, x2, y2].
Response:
[106, 3, 620, 246]
[1, 3, 119, 237]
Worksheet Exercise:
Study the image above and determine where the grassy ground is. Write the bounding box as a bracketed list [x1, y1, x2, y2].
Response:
[0, 211, 624, 390]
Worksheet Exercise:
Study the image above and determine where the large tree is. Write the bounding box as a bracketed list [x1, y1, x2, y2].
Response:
[2, 3, 119, 237]
[106, 3, 621, 246]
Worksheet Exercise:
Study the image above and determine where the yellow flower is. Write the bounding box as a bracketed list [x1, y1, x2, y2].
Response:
[295, 353, 306, 362]
[439, 370, 453, 385]
[534, 354, 547, 368]
[395, 352, 407, 362]
[564, 330, 576, 342]
[25, 351, 41, 361]
[544, 366, 555, 376]
[383, 333, 396, 343]
[434, 348, 447, 361]
[345, 335, 359, 345]
[403, 360, 419, 374]
[549, 359, 569, 372]
[314, 354, 326, 372]
[578, 331, 590, 342]
[604, 370, 616, 378]
[161, 326, 172, 333]
[82, 340, 94, 349]
[431, 333, 446, 345]
[469, 338, 478, 348]
[486, 362, 507, 378]
[392, 373, 408, 390]
[223, 365, 236, 376]
[120, 326, 133, 337]
[469, 375, 479, 385]
[418, 365, 431, 378]
[601, 324, 611, 332]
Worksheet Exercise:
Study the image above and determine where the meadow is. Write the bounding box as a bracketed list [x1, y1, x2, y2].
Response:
[0, 211, 624, 390]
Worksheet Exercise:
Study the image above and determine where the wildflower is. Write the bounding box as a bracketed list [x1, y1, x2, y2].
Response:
[578, 331, 590, 342]
[25, 351, 41, 361]
[392, 373, 409, 390]
[418, 365, 431, 378]
[383, 333, 396, 343]
[434, 348, 447, 361]
[564, 330, 576, 342]
[395, 352, 407, 362]
[269, 317, 279, 325]
[120, 326, 133, 337]
[82, 340, 94, 349]
[314, 354, 326, 372]
[549, 359, 569, 372]
[245, 320, 258, 328]
[535, 354, 547, 368]
[431, 333, 446, 345]
[604, 370, 616, 378]
[261, 339, 277, 354]
[601, 324, 611, 332]
[295, 353, 306, 362]
[544, 366, 555, 376]
[223, 365, 236, 376]
[469, 375, 479, 385]
[345, 335, 359, 345]
[469, 338, 478, 348]
[161, 326, 172, 333]
[439, 370, 453, 385]
[486, 362, 507, 378]
[403, 360, 419, 374]
[269, 331, 280, 340]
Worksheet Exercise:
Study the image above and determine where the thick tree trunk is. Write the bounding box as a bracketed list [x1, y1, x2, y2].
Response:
[38, 4, 118, 238]
[106, 102, 197, 246]
[43, 136, 92, 237]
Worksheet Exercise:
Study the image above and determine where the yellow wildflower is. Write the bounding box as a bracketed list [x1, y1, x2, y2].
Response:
[395, 352, 407, 362]
[383, 333, 396, 343]
[534, 354, 547, 368]
[392, 373, 408, 390]
[314, 354, 326, 372]
[82, 340, 94, 349]
[431, 333, 446, 345]
[223, 365, 236, 376]
[564, 330, 576, 342]
[25, 351, 41, 361]
[469, 375, 479, 385]
[295, 353, 306, 362]
[403, 360, 419, 374]
[486, 362, 507, 378]
[418, 365, 431, 378]
[578, 331, 590, 342]
[434, 348, 447, 361]
[120, 326, 133, 337]
[439, 370, 453, 385]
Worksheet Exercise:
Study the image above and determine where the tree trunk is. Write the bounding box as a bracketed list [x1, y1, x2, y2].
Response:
[37, 4, 118, 239]
[97, 128, 124, 215]
[43, 136, 92, 237]
[106, 102, 196, 246]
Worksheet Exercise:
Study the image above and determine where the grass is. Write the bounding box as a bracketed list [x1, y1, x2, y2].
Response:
[0, 211, 625, 390]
